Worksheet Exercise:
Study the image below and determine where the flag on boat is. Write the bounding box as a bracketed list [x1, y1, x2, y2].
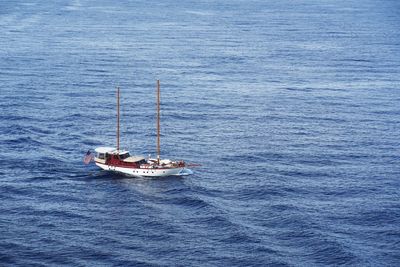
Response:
[83, 150, 93, 164]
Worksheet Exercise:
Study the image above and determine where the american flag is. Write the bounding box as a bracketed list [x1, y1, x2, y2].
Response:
[83, 150, 93, 164]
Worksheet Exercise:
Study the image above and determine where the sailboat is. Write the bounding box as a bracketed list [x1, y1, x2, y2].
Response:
[89, 80, 193, 177]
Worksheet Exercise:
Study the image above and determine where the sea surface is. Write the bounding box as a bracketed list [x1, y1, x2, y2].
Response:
[1, 0, 400, 266]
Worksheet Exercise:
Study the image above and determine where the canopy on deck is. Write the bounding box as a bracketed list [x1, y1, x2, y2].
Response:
[95, 147, 116, 154]
[123, 156, 146, 163]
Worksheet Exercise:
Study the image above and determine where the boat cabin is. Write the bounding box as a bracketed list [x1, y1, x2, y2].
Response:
[94, 147, 146, 166]
[94, 147, 115, 163]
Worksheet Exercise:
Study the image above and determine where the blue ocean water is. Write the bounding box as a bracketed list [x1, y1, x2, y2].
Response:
[1, 0, 400, 266]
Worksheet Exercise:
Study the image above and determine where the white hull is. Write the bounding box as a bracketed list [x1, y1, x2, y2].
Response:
[95, 162, 193, 177]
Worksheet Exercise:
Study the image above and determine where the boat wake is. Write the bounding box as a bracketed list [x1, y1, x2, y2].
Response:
[177, 168, 193, 176]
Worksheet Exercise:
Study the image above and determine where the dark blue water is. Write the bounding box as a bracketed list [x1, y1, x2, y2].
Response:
[1, 0, 400, 266]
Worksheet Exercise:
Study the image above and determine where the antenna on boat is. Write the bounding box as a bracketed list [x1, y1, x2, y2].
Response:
[117, 86, 120, 152]
[156, 80, 161, 164]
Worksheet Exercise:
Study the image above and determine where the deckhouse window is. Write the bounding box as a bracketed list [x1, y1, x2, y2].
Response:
[120, 153, 130, 160]
[98, 153, 105, 159]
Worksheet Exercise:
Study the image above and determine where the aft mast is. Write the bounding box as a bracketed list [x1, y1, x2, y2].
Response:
[117, 86, 120, 152]
[156, 80, 161, 164]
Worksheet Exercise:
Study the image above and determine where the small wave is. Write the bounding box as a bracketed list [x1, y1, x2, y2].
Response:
[167, 195, 210, 210]
[5, 137, 43, 150]
[220, 231, 262, 245]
